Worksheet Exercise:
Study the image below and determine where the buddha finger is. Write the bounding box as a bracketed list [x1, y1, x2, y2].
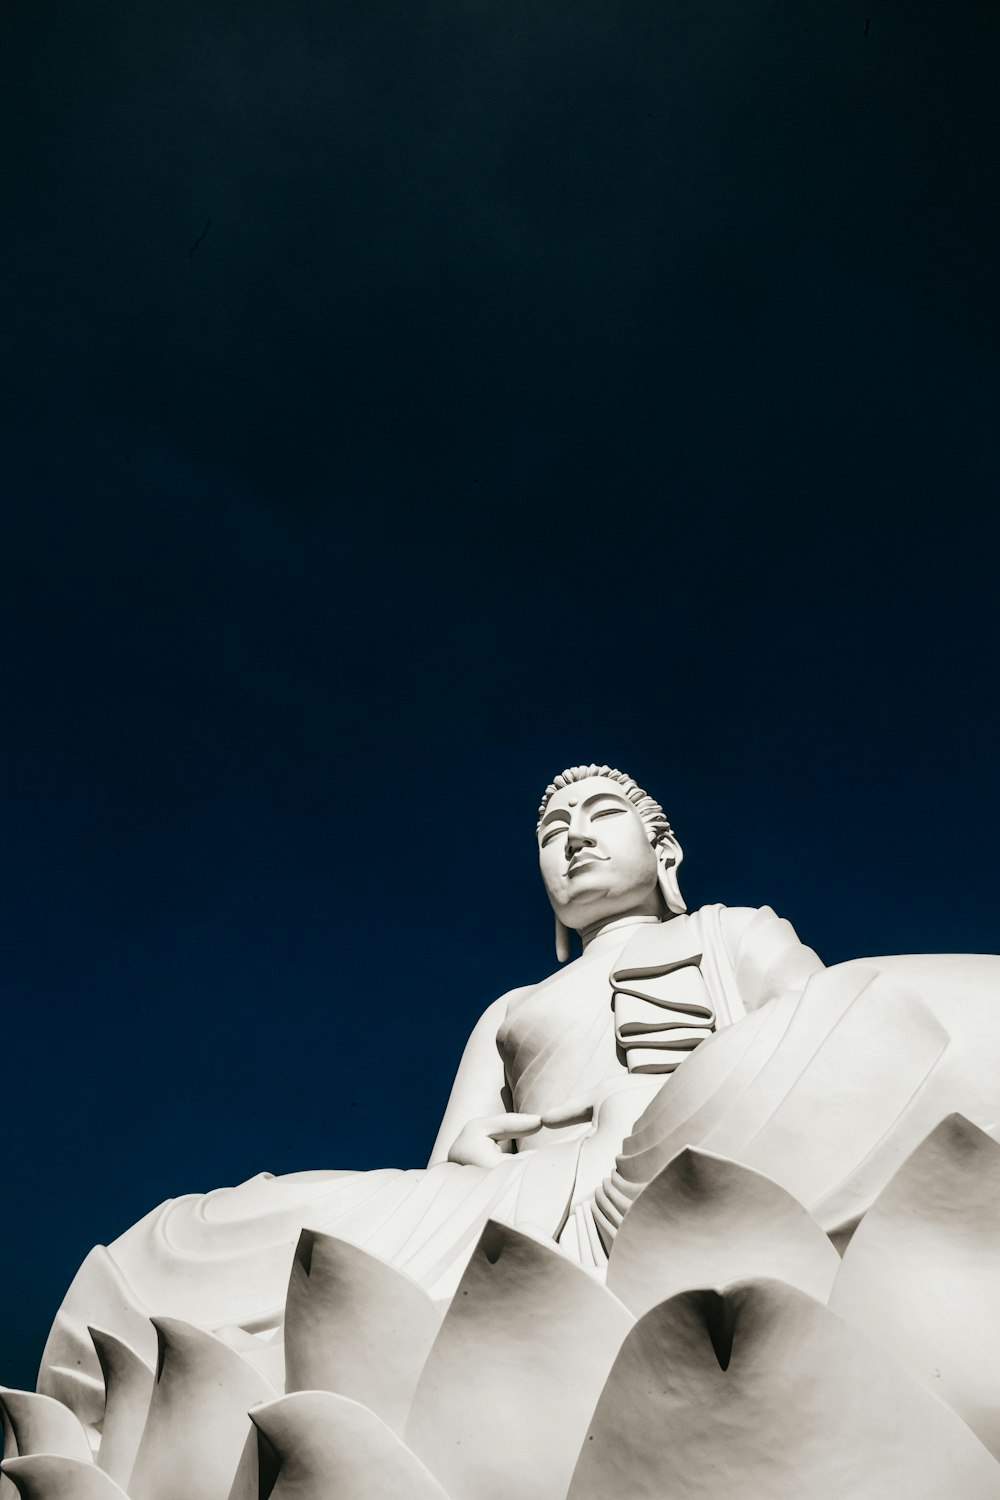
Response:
[540, 1097, 595, 1129]
[485, 1113, 543, 1141]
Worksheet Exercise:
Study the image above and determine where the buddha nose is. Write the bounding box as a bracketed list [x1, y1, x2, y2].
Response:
[566, 825, 596, 856]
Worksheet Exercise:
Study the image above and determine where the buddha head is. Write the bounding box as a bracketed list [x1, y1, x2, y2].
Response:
[537, 764, 686, 961]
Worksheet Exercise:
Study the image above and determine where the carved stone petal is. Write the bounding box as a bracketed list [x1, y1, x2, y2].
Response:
[831, 1113, 1000, 1458]
[619, 996, 792, 1171]
[250, 1391, 450, 1500]
[696, 968, 881, 1165]
[0, 1391, 93, 1465]
[1, 1457, 131, 1500]
[37, 1246, 158, 1435]
[406, 1219, 634, 1500]
[212, 1326, 285, 1393]
[283, 1230, 442, 1434]
[566, 1279, 1000, 1500]
[614, 972, 867, 1190]
[127, 1318, 277, 1500]
[88, 1327, 154, 1490]
[730, 975, 948, 1208]
[813, 953, 1000, 1228]
[617, 968, 951, 1229]
[224, 1429, 258, 1500]
[606, 1148, 840, 1317]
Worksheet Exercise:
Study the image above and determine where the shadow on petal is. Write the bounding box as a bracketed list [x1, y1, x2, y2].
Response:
[0, 1391, 93, 1466]
[283, 1230, 441, 1433]
[224, 1425, 262, 1500]
[406, 1219, 633, 1500]
[2, 1456, 130, 1500]
[831, 1113, 1000, 1458]
[38, 1247, 158, 1439]
[128, 1318, 277, 1500]
[606, 1148, 840, 1317]
[250, 1391, 449, 1500]
[567, 1278, 1000, 1500]
[88, 1327, 154, 1491]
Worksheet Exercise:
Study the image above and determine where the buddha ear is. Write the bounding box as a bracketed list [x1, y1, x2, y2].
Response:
[656, 833, 687, 915]
[555, 913, 572, 963]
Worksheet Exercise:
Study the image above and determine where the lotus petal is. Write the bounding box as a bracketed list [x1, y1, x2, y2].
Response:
[813, 952, 1000, 1229]
[127, 1318, 277, 1500]
[831, 1113, 1000, 1457]
[251, 1390, 449, 1500]
[729, 975, 948, 1207]
[0, 1391, 92, 1465]
[614, 970, 869, 1189]
[283, 1231, 441, 1433]
[88, 1328, 154, 1490]
[213, 1326, 285, 1392]
[37, 1247, 158, 1437]
[606, 1148, 840, 1317]
[617, 995, 794, 1180]
[224, 1429, 260, 1500]
[614, 968, 950, 1228]
[0, 1405, 16, 1500]
[406, 1219, 633, 1500]
[567, 1278, 1000, 1499]
[697, 968, 880, 1160]
[1, 1457, 130, 1500]
[595, 999, 801, 1253]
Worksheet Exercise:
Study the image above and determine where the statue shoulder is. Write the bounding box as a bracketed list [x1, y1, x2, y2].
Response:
[472, 985, 534, 1045]
[704, 901, 779, 950]
[691, 902, 824, 1008]
[690, 901, 804, 953]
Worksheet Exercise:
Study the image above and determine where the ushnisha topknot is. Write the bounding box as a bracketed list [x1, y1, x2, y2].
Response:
[536, 763, 676, 848]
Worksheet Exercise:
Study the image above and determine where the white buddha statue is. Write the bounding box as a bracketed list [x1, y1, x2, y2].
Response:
[38, 763, 1000, 1442]
[430, 765, 824, 1262]
[40, 764, 823, 1432]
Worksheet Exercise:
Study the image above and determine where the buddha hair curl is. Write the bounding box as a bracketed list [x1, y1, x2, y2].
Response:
[537, 763, 687, 917]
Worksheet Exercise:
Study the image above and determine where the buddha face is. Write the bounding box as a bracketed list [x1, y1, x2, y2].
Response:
[538, 775, 660, 934]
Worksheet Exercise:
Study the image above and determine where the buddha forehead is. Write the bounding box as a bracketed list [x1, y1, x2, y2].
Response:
[542, 775, 639, 820]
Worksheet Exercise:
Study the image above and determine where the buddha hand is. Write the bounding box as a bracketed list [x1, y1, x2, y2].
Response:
[447, 1112, 543, 1168]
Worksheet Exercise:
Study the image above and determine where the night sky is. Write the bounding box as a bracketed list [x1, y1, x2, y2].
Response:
[2, 0, 998, 1389]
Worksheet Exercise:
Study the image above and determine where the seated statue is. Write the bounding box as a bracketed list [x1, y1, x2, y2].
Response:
[37, 763, 1000, 1441]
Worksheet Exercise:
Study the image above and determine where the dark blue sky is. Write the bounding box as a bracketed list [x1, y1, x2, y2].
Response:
[2, 0, 998, 1388]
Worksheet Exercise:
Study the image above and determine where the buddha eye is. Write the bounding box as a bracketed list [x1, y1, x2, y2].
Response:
[591, 806, 625, 821]
[541, 824, 568, 847]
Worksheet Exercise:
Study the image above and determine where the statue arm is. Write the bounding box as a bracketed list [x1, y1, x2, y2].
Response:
[722, 904, 825, 1010]
[427, 990, 527, 1167]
